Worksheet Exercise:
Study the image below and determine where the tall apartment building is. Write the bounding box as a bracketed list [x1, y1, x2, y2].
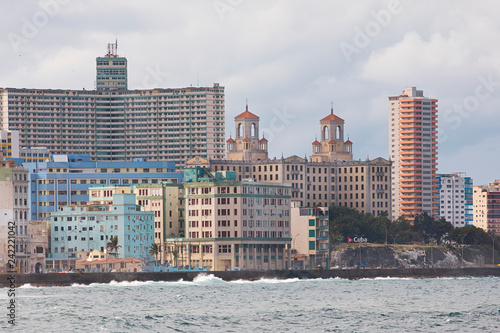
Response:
[0, 156, 29, 273]
[23, 154, 182, 220]
[165, 167, 292, 271]
[436, 173, 473, 227]
[0, 45, 225, 167]
[188, 107, 391, 217]
[389, 87, 438, 220]
[0, 85, 225, 167]
[473, 180, 500, 235]
[96, 41, 127, 91]
[49, 193, 154, 270]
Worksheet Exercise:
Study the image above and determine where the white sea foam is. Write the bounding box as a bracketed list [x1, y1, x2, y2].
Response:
[192, 274, 226, 284]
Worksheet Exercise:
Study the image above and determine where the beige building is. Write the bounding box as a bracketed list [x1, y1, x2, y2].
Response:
[75, 250, 143, 272]
[310, 107, 352, 162]
[187, 107, 391, 218]
[473, 180, 500, 234]
[0, 156, 29, 273]
[290, 202, 329, 269]
[226, 105, 268, 161]
[27, 220, 49, 273]
[166, 167, 292, 271]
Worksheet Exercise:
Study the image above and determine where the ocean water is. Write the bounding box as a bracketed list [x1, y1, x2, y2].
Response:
[2, 275, 499, 332]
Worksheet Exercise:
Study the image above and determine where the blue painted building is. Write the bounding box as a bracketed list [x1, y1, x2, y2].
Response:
[23, 154, 182, 220]
[49, 193, 154, 269]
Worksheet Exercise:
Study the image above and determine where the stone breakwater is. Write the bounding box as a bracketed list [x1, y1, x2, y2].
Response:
[2, 268, 499, 287]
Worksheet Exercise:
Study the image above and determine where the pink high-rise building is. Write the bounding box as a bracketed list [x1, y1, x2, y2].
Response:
[389, 87, 438, 220]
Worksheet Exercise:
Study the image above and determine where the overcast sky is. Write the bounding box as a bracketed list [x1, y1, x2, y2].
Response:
[1, 0, 499, 185]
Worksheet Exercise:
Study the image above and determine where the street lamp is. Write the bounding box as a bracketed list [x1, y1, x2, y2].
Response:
[384, 224, 388, 245]
[390, 234, 398, 245]
[61, 230, 67, 271]
[359, 235, 364, 268]
[488, 232, 495, 267]
[459, 232, 468, 267]
[99, 227, 109, 272]
[292, 233, 299, 270]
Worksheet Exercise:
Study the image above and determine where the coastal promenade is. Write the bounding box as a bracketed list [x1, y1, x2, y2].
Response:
[2, 268, 499, 287]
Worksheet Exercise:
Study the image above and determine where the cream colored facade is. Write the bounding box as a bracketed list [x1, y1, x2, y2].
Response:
[0, 156, 29, 273]
[473, 180, 500, 234]
[187, 156, 391, 218]
[166, 170, 291, 271]
[310, 108, 352, 162]
[226, 106, 268, 161]
[188, 107, 391, 217]
[290, 202, 329, 269]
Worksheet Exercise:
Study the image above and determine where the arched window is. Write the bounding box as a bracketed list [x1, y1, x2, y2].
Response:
[251, 123, 256, 137]
[323, 126, 329, 141]
[237, 123, 243, 138]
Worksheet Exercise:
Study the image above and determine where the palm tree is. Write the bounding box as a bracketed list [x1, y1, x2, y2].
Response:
[149, 243, 160, 266]
[106, 236, 122, 258]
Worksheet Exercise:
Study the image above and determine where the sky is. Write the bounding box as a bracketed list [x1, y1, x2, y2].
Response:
[1, 0, 499, 186]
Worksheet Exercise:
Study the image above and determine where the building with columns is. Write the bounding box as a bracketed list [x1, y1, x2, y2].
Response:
[187, 106, 391, 218]
[226, 105, 268, 161]
[310, 107, 353, 162]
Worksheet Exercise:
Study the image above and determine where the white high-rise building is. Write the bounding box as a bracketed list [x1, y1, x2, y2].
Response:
[436, 173, 473, 227]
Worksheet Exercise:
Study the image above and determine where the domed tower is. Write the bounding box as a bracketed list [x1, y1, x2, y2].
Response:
[227, 105, 269, 161]
[310, 106, 353, 162]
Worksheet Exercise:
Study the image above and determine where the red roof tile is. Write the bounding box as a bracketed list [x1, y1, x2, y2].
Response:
[235, 110, 259, 119]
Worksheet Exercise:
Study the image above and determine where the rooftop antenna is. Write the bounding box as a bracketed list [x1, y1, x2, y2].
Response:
[245, 99, 248, 111]
[331, 101, 334, 114]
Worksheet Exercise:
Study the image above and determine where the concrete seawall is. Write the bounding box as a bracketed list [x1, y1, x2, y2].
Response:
[2, 268, 499, 287]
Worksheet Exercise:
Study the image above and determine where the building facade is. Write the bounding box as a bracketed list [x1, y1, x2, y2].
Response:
[88, 182, 185, 264]
[27, 220, 49, 273]
[49, 193, 154, 270]
[96, 41, 128, 91]
[226, 105, 268, 161]
[0, 157, 29, 273]
[290, 202, 329, 269]
[165, 167, 292, 271]
[473, 180, 500, 235]
[23, 154, 182, 220]
[310, 107, 352, 162]
[389, 87, 438, 220]
[1, 85, 225, 167]
[436, 173, 473, 227]
[0, 130, 19, 159]
[188, 108, 391, 217]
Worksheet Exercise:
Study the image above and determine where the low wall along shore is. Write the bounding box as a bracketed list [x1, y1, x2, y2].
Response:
[2, 268, 499, 288]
